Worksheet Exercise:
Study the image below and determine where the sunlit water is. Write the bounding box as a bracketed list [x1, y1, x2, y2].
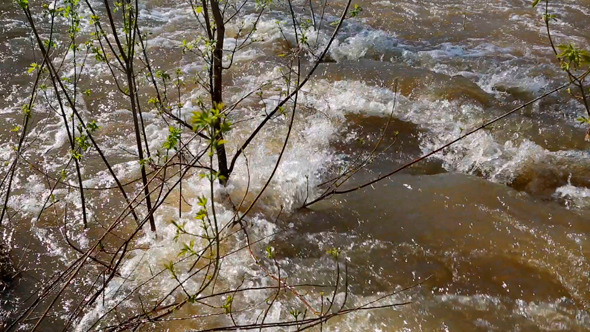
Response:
[0, 0, 589, 330]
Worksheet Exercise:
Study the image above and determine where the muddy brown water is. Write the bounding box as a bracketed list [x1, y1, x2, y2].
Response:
[0, 0, 589, 330]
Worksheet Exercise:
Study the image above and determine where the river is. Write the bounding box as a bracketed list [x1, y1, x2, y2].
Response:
[0, 0, 589, 330]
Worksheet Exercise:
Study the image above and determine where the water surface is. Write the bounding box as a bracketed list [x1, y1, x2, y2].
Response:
[0, 0, 589, 330]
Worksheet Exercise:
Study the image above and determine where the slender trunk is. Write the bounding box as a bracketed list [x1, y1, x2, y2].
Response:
[122, 0, 156, 231]
[210, 0, 229, 184]
[127, 63, 156, 232]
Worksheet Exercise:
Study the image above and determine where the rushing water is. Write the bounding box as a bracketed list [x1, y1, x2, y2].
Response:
[1, 0, 589, 330]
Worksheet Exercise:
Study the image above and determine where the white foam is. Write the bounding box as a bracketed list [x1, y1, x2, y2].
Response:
[554, 184, 590, 209]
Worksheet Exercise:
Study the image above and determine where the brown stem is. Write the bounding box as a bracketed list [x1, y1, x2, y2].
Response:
[210, 0, 230, 184]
